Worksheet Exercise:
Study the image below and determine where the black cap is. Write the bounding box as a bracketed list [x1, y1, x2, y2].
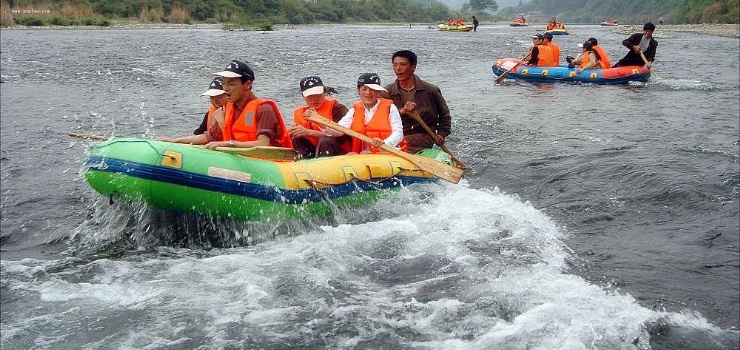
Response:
[299, 76, 326, 97]
[588, 37, 598, 46]
[531, 33, 544, 39]
[579, 40, 594, 50]
[356, 73, 387, 91]
[643, 22, 656, 31]
[543, 32, 553, 39]
[213, 60, 255, 81]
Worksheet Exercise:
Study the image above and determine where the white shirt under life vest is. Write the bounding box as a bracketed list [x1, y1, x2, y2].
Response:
[639, 36, 651, 52]
[337, 99, 404, 149]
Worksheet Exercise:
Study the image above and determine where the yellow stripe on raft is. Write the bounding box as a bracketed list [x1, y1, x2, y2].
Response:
[271, 153, 432, 190]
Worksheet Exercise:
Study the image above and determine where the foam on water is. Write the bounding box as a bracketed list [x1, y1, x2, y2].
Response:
[3, 184, 735, 349]
[1, 25, 738, 348]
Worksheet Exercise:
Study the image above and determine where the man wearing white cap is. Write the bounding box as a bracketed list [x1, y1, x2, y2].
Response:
[289, 76, 350, 158]
[524, 33, 554, 66]
[159, 61, 292, 148]
[320, 73, 406, 154]
[205, 59, 293, 149]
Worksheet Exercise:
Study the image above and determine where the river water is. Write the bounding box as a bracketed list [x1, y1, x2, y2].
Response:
[1, 24, 738, 349]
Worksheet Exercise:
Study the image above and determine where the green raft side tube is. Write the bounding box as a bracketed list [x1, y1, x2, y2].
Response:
[84, 138, 448, 221]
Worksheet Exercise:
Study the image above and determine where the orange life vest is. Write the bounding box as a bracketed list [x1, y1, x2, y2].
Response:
[293, 98, 337, 146]
[206, 106, 224, 132]
[592, 45, 611, 68]
[547, 42, 561, 65]
[546, 22, 555, 30]
[223, 98, 293, 148]
[579, 50, 604, 69]
[536, 44, 554, 66]
[349, 99, 408, 153]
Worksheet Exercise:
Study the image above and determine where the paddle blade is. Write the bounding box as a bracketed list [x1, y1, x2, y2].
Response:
[495, 69, 511, 83]
[401, 151, 465, 184]
[407, 111, 466, 170]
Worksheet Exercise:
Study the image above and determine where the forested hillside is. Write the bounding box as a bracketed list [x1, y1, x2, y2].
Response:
[1, 0, 463, 28]
[498, 0, 738, 24]
[2, 0, 736, 28]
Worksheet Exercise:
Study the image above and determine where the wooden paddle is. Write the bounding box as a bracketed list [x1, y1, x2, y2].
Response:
[495, 55, 526, 84]
[639, 51, 659, 80]
[68, 132, 110, 141]
[407, 111, 466, 169]
[69, 132, 299, 160]
[305, 111, 463, 184]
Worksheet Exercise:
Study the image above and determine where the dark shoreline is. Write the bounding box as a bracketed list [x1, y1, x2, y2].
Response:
[2, 22, 738, 37]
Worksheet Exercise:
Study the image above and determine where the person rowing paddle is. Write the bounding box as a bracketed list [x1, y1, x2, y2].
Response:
[612, 23, 658, 69]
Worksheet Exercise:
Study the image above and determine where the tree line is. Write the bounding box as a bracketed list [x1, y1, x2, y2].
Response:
[3, 0, 736, 28]
[2, 0, 498, 28]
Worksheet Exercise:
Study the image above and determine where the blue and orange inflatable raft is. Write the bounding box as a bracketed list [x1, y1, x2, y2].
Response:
[492, 57, 651, 84]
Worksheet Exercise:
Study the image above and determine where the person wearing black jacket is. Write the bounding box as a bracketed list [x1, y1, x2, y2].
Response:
[613, 23, 658, 68]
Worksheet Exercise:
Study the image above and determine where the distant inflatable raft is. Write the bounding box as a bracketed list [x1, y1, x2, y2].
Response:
[437, 23, 474, 32]
[544, 28, 569, 35]
[491, 57, 651, 84]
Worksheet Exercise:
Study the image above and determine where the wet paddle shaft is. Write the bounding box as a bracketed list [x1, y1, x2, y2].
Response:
[68, 132, 299, 160]
[639, 51, 659, 80]
[407, 111, 465, 169]
[305, 111, 463, 184]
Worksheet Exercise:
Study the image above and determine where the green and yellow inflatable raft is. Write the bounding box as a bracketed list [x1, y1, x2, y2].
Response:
[84, 138, 455, 221]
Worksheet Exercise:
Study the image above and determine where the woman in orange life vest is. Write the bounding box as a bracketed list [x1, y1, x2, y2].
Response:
[288, 76, 350, 159]
[204, 59, 292, 150]
[157, 77, 227, 144]
[524, 33, 554, 67]
[318, 73, 407, 155]
[571, 40, 603, 73]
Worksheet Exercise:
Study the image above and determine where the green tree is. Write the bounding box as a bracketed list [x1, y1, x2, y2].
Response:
[427, 3, 449, 21]
[467, 0, 497, 12]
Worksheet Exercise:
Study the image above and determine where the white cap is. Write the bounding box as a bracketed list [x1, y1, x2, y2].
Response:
[356, 73, 388, 92]
[199, 77, 225, 97]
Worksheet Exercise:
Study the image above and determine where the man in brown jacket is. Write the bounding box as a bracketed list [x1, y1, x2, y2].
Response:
[383, 50, 453, 154]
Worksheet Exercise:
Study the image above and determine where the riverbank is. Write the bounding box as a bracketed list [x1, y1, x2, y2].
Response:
[612, 23, 739, 38]
[2, 22, 739, 38]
